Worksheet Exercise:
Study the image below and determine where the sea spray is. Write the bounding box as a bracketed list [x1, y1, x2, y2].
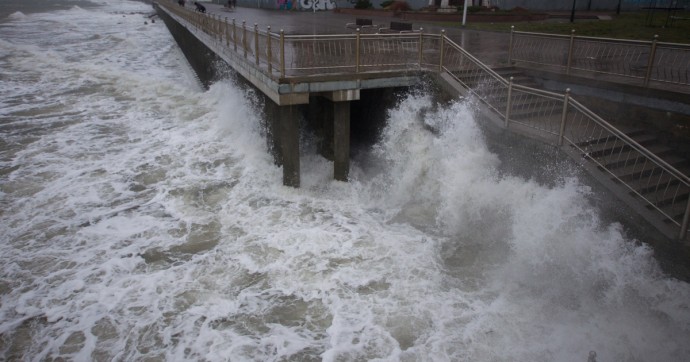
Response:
[1, 1, 690, 361]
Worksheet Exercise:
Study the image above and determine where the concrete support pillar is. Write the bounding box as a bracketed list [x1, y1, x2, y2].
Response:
[307, 96, 334, 160]
[279, 106, 300, 187]
[333, 101, 350, 181]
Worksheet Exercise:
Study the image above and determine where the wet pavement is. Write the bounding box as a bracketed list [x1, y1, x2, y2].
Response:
[196, 3, 512, 67]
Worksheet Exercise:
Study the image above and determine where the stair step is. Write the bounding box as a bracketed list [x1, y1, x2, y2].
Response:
[508, 113, 563, 134]
[595, 144, 674, 170]
[579, 134, 658, 158]
[639, 186, 689, 208]
[573, 128, 647, 148]
[604, 158, 687, 183]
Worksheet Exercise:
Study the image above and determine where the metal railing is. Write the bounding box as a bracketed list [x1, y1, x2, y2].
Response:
[157, 1, 690, 240]
[444, 36, 690, 240]
[158, 1, 440, 80]
[508, 27, 690, 87]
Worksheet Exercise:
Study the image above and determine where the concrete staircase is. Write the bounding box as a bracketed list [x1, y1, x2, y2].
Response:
[450, 66, 690, 240]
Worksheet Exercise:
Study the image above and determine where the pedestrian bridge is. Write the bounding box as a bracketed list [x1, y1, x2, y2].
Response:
[154, 1, 690, 241]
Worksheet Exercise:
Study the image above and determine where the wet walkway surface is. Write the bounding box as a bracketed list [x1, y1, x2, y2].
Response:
[197, 4, 512, 66]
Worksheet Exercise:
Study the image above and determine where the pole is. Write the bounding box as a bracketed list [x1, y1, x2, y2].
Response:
[617, 0, 622, 15]
[439, 30, 445, 72]
[566, 29, 575, 75]
[355, 28, 361, 73]
[559, 89, 571, 146]
[508, 26, 514, 64]
[570, 0, 577, 23]
[462, 0, 469, 27]
[505, 77, 513, 128]
[644, 35, 658, 87]
[280, 30, 285, 78]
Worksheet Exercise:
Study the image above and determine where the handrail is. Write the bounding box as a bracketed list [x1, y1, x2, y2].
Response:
[156, 1, 690, 240]
[570, 98, 690, 186]
[442, 35, 690, 239]
[515, 29, 690, 48]
[157, 0, 437, 81]
[442, 37, 509, 87]
[512, 83, 566, 99]
[509, 27, 690, 87]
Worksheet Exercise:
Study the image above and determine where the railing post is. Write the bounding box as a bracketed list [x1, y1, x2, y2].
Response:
[242, 21, 247, 58]
[232, 19, 237, 52]
[267, 26, 273, 75]
[225, 18, 229, 46]
[505, 77, 513, 128]
[644, 35, 658, 87]
[356, 28, 361, 73]
[566, 29, 575, 75]
[280, 29, 285, 78]
[439, 30, 445, 72]
[418, 28, 424, 68]
[508, 26, 515, 64]
[254, 23, 260, 66]
[559, 88, 571, 146]
[680, 198, 690, 241]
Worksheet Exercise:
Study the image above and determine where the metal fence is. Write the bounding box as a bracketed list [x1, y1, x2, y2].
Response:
[158, 1, 690, 240]
[444, 36, 690, 240]
[508, 28, 690, 87]
[159, 1, 440, 80]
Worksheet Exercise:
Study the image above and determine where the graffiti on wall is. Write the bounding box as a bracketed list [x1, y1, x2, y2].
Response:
[300, 0, 336, 10]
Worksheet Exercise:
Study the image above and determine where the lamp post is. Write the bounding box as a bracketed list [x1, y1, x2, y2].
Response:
[462, 0, 469, 27]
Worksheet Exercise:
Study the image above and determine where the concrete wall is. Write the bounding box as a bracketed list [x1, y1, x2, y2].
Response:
[156, 4, 222, 87]
[214, 0, 684, 11]
[491, 0, 678, 11]
[218, 0, 430, 11]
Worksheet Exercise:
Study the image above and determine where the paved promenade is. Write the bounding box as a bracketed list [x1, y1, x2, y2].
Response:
[197, 3, 513, 67]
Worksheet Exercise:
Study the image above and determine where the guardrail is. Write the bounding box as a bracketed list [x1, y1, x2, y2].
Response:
[157, 1, 690, 240]
[443, 37, 690, 240]
[508, 27, 690, 87]
[158, 0, 440, 80]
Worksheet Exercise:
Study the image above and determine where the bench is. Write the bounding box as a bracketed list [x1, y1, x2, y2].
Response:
[378, 21, 418, 33]
[345, 18, 379, 33]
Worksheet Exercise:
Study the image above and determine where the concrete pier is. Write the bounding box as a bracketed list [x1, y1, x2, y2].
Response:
[333, 101, 350, 181]
[279, 106, 300, 188]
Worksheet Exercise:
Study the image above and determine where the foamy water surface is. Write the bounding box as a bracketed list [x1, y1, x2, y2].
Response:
[1, 1, 689, 361]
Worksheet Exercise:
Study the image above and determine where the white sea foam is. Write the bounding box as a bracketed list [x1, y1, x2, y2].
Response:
[7, 11, 27, 20]
[1, 1, 689, 361]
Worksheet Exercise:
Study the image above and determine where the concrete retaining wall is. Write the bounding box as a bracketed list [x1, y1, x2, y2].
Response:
[210, 0, 680, 11]
[491, 0, 676, 11]
[156, 4, 222, 87]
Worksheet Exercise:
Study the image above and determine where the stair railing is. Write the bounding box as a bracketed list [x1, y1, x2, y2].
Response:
[442, 36, 690, 240]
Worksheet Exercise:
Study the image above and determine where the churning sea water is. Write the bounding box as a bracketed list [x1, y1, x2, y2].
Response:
[1, 1, 689, 361]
